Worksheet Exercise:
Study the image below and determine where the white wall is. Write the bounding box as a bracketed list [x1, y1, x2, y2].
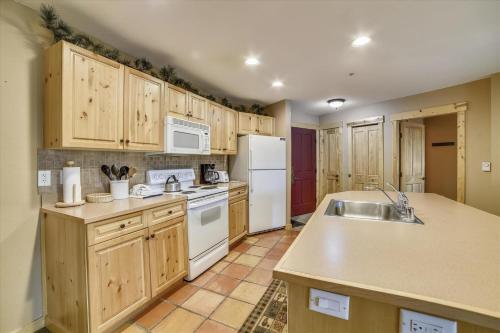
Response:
[0, 1, 49, 332]
[289, 101, 319, 126]
[319, 77, 500, 215]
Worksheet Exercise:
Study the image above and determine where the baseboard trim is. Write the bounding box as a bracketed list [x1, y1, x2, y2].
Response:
[9, 316, 45, 333]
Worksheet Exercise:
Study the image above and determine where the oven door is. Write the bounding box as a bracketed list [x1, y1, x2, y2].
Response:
[187, 193, 229, 259]
[167, 125, 204, 155]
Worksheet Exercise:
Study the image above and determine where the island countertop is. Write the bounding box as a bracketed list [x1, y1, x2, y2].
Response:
[274, 191, 500, 330]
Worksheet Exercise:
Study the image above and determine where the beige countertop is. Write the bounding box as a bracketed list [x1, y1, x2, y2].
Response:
[41, 194, 186, 224]
[274, 191, 500, 329]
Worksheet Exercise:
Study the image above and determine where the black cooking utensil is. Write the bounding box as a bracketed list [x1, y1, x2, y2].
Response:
[119, 166, 129, 180]
[101, 165, 113, 180]
[111, 164, 120, 179]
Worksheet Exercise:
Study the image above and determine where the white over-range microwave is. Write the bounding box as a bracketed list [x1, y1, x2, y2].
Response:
[165, 116, 211, 155]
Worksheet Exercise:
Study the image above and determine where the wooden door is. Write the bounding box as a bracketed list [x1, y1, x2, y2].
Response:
[258, 116, 274, 136]
[229, 199, 247, 244]
[63, 43, 124, 149]
[124, 68, 164, 151]
[291, 127, 316, 216]
[208, 102, 224, 153]
[351, 124, 383, 190]
[188, 93, 207, 123]
[87, 229, 151, 332]
[238, 113, 258, 134]
[400, 122, 425, 192]
[225, 108, 238, 154]
[148, 217, 187, 297]
[320, 128, 342, 201]
[167, 85, 187, 117]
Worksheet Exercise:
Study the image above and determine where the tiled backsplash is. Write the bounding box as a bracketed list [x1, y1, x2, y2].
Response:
[38, 149, 227, 203]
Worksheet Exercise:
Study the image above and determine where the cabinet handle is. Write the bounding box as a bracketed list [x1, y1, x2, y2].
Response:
[150, 234, 155, 239]
[125, 139, 130, 144]
[168, 210, 173, 214]
[119, 224, 125, 229]
[145, 236, 150, 240]
[120, 139, 124, 143]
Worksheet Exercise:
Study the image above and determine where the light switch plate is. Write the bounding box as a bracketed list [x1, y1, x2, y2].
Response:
[481, 161, 491, 172]
[309, 288, 349, 320]
[38, 170, 51, 187]
[400, 309, 457, 333]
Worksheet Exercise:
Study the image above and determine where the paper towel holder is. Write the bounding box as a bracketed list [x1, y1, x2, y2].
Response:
[55, 161, 86, 208]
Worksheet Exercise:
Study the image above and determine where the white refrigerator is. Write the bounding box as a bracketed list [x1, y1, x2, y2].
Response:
[230, 135, 287, 233]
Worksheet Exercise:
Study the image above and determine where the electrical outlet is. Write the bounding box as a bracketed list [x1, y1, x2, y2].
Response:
[401, 310, 456, 333]
[38, 170, 51, 187]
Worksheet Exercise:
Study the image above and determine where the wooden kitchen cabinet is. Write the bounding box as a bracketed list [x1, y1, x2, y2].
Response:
[87, 229, 151, 333]
[44, 41, 124, 150]
[208, 103, 238, 154]
[43, 41, 164, 152]
[228, 185, 248, 245]
[167, 84, 187, 117]
[124, 67, 164, 151]
[225, 107, 238, 154]
[237, 113, 275, 136]
[148, 216, 188, 297]
[187, 92, 207, 123]
[42, 198, 188, 333]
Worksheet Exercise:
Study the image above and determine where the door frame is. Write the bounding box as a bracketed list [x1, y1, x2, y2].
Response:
[390, 102, 467, 203]
[347, 116, 385, 190]
[318, 122, 344, 199]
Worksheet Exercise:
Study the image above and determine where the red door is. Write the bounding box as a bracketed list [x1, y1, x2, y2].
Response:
[291, 127, 316, 216]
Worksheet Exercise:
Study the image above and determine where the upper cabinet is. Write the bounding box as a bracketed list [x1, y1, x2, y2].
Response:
[207, 103, 238, 155]
[124, 68, 164, 151]
[43, 41, 164, 152]
[166, 85, 207, 124]
[237, 113, 275, 136]
[225, 108, 238, 153]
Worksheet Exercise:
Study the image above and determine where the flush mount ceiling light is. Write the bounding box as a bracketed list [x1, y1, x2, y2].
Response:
[352, 36, 371, 47]
[327, 98, 346, 109]
[245, 57, 260, 66]
[272, 80, 284, 88]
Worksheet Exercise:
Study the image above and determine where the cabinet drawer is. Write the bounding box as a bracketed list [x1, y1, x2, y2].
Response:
[87, 212, 146, 246]
[145, 201, 186, 226]
[229, 186, 248, 200]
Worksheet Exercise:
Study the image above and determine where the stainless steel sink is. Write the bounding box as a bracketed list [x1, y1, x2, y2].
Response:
[325, 199, 423, 224]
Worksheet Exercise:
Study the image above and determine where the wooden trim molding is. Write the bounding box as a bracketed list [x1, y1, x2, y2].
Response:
[391, 102, 467, 202]
[347, 116, 384, 127]
[390, 101, 468, 121]
[319, 121, 343, 130]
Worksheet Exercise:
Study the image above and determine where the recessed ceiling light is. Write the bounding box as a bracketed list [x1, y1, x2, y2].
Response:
[327, 98, 346, 109]
[245, 57, 260, 66]
[272, 80, 283, 88]
[352, 36, 371, 47]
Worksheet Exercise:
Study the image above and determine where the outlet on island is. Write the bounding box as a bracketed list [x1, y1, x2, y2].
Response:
[400, 309, 457, 333]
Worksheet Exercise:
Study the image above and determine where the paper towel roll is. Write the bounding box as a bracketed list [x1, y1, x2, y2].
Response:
[63, 165, 81, 203]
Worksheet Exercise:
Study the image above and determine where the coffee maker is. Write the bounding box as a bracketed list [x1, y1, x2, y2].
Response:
[201, 164, 219, 184]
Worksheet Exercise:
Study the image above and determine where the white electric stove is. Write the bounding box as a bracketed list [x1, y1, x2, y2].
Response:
[146, 169, 229, 280]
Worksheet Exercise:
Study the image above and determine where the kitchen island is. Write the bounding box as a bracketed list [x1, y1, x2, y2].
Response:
[274, 191, 500, 332]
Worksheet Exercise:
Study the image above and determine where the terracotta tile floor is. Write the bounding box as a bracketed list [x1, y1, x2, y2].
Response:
[120, 228, 300, 333]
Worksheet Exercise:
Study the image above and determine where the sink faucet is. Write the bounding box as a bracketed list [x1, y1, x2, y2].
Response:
[378, 183, 416, 221]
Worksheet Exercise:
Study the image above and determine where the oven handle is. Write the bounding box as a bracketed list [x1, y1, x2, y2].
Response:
[188, 193, 228, 209]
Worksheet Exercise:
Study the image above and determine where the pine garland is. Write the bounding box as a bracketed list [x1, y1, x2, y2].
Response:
[39, 4, 265, 114]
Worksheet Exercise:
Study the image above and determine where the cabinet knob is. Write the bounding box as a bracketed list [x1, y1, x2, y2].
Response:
[120, 224, 125, 229]
[145, 236, 150, 240]
[168, 210, 173, 214]
[150, 234, 155, 239]
[120, 139, 124, 143]
[125, 139, 130, 144]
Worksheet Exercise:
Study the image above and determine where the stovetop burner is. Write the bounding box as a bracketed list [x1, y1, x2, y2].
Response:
[201, 186, 218, 190]
[181, 191, 196, 194]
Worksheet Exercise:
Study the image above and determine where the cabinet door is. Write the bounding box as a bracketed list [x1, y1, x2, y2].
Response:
[229, 199, 248, 245]
[168, 85, 187, 117]
[88, 229, 151, 333]
[208, 102, 224, 154]
[124, 68, 164, 152]
[238, 113, 258, 135]
[225, 108, 238, 154]
[188, 93, 207, 123]
[258, 116, 274, 136]
[63, 43, 124, 149]
[148, 217, 188, 297]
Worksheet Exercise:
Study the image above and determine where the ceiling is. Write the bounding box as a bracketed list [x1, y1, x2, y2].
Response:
[21, 0, 500, 115]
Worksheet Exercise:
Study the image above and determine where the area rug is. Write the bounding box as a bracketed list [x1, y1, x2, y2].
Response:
[239, 279, 288, 333]
[291, 213, 312, 226]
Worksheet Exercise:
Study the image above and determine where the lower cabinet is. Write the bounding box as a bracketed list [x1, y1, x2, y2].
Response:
[88, 229, 151, 333]
[148, 217, 188, 297]
[228, 185, 248, 245]
[43, 200, 188, 333]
